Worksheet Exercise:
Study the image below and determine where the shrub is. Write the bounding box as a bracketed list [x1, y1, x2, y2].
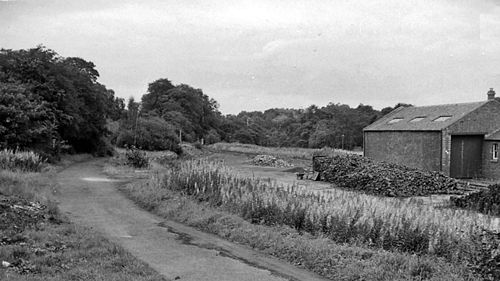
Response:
[125, 147, 149, 168]
[193, 141, 203, 149]
[116, 116, 182, 154]
[313, 154, 459, 197]
[0, 149, 46, 172]
[204, 129, 221, 145]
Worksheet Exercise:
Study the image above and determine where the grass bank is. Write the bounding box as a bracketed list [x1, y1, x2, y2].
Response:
[208, 142, 362, 160]
[0, 159, 167, 281]
[117, 160, 482, 281]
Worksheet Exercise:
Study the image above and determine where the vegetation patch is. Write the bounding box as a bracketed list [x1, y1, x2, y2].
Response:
[116, 159, 500, 280]
[314, 154, 459, 197]
[210, 142, 360, 160]
[0, 149, 46, 172]
[124, 147, 150, 168]
[0, 164, 167, 281]
[451, 184, 500, 216]
[120, 168, 481, 281]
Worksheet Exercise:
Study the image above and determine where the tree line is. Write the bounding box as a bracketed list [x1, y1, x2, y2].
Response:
[1, 46, 404, 156]
[0, 46, 123, 159]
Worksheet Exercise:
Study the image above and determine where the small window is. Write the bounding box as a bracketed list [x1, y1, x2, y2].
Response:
[388, 118, 404, 124]
[410, 117, 426, 123]
[492, 143, 499, 160]
[433, 116, 452, 122]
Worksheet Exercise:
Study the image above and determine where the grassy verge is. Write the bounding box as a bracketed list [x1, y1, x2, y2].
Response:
[208, 142, 362, 160]
[115, 161, 482, 281]
[0, 162, 167, 281]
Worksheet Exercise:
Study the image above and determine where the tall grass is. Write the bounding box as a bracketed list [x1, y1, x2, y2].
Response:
[0, 149, 46, 172]
[209, 142, 361, 159]
[162, 160, 498, 267]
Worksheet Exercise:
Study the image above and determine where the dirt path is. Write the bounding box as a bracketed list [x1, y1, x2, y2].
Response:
[55, 159, 329, 281]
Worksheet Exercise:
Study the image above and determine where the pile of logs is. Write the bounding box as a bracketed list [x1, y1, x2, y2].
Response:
[313, 154, 459, 197]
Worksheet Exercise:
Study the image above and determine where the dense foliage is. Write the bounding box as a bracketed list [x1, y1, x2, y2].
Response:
[451, 184, 500, 216]
[116, 114, 181, 153]
[124, 147, 149, 168]
[120, 84, 404, 150]
[220, 104, 381, 149]
[215, 104, 413, 149]
[114, 79, 221, 151]
[140, 80, 221, 143]
[0, 46, 124, 156]
[1, 46, 404, 155]
[313, 154, 459, 197]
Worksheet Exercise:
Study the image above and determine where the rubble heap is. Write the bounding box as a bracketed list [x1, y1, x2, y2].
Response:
[0, 194, 64, 274]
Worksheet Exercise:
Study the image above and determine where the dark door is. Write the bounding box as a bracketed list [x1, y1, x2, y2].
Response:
[450, 135, 483, 178]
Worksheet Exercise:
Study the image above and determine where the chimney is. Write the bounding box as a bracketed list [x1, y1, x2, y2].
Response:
[487, 88, 496, 100]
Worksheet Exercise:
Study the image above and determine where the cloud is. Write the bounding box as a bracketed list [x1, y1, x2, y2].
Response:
[0, 0, 496, 114]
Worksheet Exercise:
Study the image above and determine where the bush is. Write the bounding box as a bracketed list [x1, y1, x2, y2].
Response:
[204, 129, 221, 145]
[125, 147, 149, 168]
[93, 137, 116, 157]
[116, 116, 182, 154]
[193, 141, 203, 149]
[0, 149, 46, 172]
[451, 184, 500, 216]
[313, 154, 459, 197]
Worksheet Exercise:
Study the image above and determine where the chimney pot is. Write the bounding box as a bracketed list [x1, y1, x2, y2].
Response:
[488, 88, 496, 100]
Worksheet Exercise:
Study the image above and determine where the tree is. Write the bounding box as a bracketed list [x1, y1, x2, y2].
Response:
[141, 79, 222, 143]
[141, 78, 174, 112]
[0, 46, 119, 155]
[116, 116, 181, 153]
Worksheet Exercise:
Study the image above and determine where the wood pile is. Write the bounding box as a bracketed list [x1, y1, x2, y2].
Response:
[451, 184, 500, 216]
[313, 154, 459, 197]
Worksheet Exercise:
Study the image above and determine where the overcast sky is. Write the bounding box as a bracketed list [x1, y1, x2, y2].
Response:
[1, 0, 499, 114]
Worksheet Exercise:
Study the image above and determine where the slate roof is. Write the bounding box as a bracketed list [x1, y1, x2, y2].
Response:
[364, 101, 489, 131]
[486, 128, 500, 140]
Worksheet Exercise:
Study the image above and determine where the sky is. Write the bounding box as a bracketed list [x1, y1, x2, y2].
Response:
[1, 0, 500, 114]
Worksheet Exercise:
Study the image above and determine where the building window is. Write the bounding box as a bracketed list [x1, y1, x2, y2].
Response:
[409, 117, 426, 122]
[388, 118, 404, 124]
[493, 143, 499, 160]
[433, 116, 452, 122]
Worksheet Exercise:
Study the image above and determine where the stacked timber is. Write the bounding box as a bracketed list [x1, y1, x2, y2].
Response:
[313, 154, 459, 197]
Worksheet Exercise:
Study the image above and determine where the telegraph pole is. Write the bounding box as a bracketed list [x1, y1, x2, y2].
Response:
[133, 104, 141, 147]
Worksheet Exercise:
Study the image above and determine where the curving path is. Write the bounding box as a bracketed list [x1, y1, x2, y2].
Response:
[55, 159, 329, 281]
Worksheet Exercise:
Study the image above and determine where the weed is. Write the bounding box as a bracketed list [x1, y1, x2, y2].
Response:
[0, 149, 46, 172]
[122, 174, 481, 281]
[157, 159, 497, 278]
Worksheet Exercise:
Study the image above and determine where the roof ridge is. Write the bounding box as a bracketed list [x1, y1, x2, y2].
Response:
[486, 127, 500, 137]
[364, 100, 493, 131]
[412, 100, 487, 108]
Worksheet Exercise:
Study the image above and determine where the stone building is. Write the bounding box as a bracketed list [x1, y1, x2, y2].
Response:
[363, 89, 500, 179]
